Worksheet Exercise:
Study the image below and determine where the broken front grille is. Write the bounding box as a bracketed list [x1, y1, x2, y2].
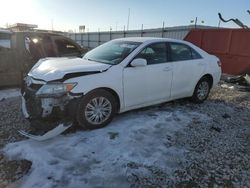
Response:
[23, 84, 43, 119]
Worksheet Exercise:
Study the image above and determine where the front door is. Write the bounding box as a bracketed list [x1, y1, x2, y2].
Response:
[123, 42, 173, 108]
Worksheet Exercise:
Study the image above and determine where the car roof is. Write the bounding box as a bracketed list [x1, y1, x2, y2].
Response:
[113, 37, 209, 58]
[113, 37, 185, 44]
[14, 31, 62, 36]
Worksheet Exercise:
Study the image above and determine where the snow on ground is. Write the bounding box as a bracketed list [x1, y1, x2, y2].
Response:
[4, 108, 209, 188]
[220, 84, 235, 90]
[0, 88, 20, 101]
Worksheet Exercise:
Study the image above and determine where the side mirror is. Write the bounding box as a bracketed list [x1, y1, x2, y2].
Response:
[130, 58, 147, 67]
[79, 53, 85, 58]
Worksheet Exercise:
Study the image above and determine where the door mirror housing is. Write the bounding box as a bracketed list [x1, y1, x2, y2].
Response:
[130, 58, 147, 67]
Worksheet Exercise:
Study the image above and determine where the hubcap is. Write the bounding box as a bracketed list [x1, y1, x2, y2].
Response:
[85, 97, 112, 125]
[197, 81, 209, 100]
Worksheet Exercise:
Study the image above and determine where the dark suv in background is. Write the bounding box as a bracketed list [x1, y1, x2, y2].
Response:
[0, 31, 86, 87]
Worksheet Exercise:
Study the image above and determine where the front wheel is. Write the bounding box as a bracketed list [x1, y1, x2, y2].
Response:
[76, 89, 117, 129]
[191, 77, 211, 103]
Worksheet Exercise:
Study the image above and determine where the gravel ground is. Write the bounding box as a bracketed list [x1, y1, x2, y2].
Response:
[0, 82, 249, 188]
[172, 88, 250, 187]
[0, 98, 31, 188]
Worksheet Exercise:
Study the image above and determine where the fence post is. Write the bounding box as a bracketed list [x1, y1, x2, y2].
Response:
[81, 33, 83, 46]
[141, 24, 143, 37]
[195, 17, 197, 29]
[123, 25, 126, 38]
[110, 27, 112, 40]
[87, 31, 89, 48]
[162, 22, 165, 38]
[98, 28, 101, 45]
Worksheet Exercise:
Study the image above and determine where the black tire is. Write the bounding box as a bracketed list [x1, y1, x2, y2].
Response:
[191, 77, 211, 103]
[76, 89, 117, 129]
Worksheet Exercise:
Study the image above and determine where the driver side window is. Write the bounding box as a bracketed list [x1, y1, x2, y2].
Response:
[135, 43, 168, 65]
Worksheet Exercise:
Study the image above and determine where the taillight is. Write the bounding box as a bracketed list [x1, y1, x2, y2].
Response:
[217, 60, 221, 67]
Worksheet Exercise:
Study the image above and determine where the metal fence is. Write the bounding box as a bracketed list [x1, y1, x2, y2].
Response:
[66, 25, 213, 49]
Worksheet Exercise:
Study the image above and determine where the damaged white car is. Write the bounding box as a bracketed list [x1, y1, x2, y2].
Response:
[21, 37, 221, 131]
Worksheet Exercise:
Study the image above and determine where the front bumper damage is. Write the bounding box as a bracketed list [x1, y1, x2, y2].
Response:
[20, 78, 82, 140]
[21, 96, 30, 119]
[21, 93, 73, 119]
[18, 123, 72, 141]
[21, 80, 82, 121]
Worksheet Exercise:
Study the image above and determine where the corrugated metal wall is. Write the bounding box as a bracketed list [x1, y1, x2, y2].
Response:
[66, 25, 213, 49]
[185, 29, 250, 75]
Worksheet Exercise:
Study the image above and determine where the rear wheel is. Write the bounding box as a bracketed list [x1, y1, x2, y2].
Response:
[191, 77, 211, 103]
[76, 89, 117, 129]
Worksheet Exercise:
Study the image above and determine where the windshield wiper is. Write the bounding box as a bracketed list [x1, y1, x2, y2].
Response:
[85, 57, 111, 65]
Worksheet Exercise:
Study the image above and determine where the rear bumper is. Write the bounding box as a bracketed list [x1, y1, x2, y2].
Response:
[213, 68, 222, 87]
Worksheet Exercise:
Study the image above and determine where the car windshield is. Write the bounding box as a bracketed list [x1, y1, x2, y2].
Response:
[83, 40, 141, 65]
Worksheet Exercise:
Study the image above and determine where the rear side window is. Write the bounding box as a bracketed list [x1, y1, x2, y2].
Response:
[169, 43, 202, 61]
[41, 36, 56, 57]
[55, 39, 80, 56]
[135, 43, 167, 65]
[191, 48, 202, 59]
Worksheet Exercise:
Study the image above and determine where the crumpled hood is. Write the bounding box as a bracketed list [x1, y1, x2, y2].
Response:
[28, 57, 111, 82]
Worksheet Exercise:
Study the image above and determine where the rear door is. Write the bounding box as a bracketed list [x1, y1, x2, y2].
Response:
[168, 42, 205, 98]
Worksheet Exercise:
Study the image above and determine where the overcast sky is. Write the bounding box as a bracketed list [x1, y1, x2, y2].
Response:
[0, 0, 249, 32]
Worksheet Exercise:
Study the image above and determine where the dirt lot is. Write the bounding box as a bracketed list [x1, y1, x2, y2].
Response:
[0, 82, 249, 188]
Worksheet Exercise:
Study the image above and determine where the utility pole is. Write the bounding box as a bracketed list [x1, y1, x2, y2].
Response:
[127, 8, 130, 31]
[51, 19, 54, 31]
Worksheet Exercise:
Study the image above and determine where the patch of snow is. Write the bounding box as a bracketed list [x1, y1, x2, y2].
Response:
[221, 84, 234, 89]
[4, 108, 208, 188]
[0, 88, 20, 101]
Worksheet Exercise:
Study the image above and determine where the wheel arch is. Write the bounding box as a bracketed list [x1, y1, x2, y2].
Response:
[191, 73, 214, 96]
[190, 73, 213, 103]
[85, 87, 121, 113]
[201, 73, 213, 88]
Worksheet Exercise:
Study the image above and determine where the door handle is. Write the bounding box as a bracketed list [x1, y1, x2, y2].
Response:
[163, 67, 172, 71]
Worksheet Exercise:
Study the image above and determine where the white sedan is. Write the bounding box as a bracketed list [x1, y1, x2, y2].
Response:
[22, 37, 221, 129]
